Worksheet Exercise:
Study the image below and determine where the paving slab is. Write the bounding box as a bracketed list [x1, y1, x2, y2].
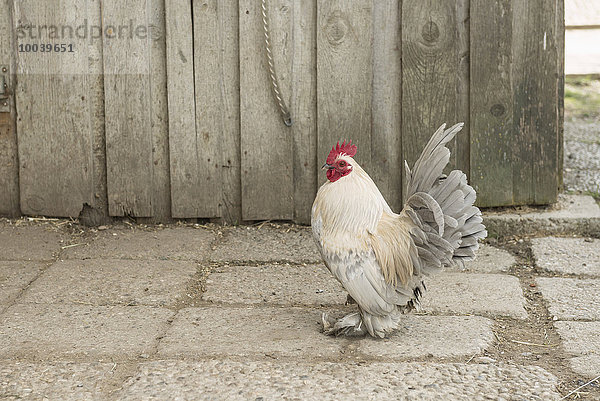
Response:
[203, 264, 346, 306]
[357, 315, 493, 359]
[483, 194, 600, 238]
[446, 244, 515, 273]
[532, 237, 600, 275]
[20, 259, 197, 307]
[63, 227, 214, 261]
[555, 321, 600, 378]
[0, 225, 63, 261]
[204, 265, 526, 318]
[423, 273, 527, 319]
[0, 362, 111, 401]
[209, 226, 321, 263]
[157, 306, 344, 359]
[537, 277, 600, 320]
[0, 304, 173, 359]
[0, 261, 44, 306]
[116, 360, 559, 401]
[158, 307, 493, 360]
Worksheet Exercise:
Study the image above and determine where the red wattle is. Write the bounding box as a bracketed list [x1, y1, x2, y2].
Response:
[326, 169, 341, 182]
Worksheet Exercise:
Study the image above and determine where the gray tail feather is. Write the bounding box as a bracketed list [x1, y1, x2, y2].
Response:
[404, 123, 487, 273]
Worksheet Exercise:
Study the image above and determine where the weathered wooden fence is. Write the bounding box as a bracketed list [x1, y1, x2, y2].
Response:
[0, 0, 564, 224]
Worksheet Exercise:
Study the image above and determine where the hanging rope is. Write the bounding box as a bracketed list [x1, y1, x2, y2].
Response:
[261, 0, 292, 127]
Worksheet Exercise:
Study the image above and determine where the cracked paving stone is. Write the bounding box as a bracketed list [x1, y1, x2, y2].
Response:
[19, 259, 197, 307]
[0, 261, 44, 306]
[532, 237, 600, 275]
[536, 277, 600, 320]
[0, 304, 173, 359]
[115, 360, 559, 401]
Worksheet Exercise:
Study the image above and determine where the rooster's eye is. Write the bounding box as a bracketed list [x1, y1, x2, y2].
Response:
[338, 161, 346, 167]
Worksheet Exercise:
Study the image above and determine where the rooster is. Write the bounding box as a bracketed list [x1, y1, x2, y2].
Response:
[311, 123, 487, 338]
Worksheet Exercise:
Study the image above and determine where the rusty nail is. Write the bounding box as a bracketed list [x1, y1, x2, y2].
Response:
[1, 67, 6, 73]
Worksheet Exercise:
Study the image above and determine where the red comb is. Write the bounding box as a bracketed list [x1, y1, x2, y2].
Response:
[326, 140, 357, 164]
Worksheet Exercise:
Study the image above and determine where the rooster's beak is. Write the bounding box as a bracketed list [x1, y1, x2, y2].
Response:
[322, 163, 334, 170]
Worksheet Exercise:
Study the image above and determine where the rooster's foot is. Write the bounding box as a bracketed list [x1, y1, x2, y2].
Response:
[321, 312, 367, 337]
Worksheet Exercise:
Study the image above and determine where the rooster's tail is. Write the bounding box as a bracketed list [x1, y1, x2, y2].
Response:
[403, 123, 487, 273]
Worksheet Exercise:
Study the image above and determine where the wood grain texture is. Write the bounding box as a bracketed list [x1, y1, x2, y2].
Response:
[0, 0, 19, 216]
[165, 0, 202, 218]
[176, 0, 241, 221]
[103, 0, 154, 217]
[291, 0, 317, 224]
[4, 0, 564, 219]
[401, 0, 457, 202]
[82, 1, 109, 224]
[470, 0, 513, 206]
[239, 0, 293, 220]
[556, 0, 565, 191]
[455, 0, 470, 177]
[372, 0, 402, 212]
[512, 0, 559, 204]
[14, 0, 96, 217]
[146, 0, 171, 222]
[317, 0, 373, 183]
[215, 0, 241, 224]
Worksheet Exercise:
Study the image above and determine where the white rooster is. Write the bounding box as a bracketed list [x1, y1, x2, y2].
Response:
[311, 123, 487, 338]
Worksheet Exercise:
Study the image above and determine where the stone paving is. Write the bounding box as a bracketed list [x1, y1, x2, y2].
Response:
[564, 118, 600, 196]
[1, 207, 599, 399]
[532, 236, 600, 379]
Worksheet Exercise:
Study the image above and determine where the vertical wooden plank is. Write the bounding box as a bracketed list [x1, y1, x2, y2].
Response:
[146, 0, 171, 221]
[0, 0, 19, 216]
[372, 0, 402, 212]
[165, 0, 202, 217]
[14, 0, 96, 217]
[167, 0, 240, 222]
[401, 0, 457, 201]
[455, 0, 470, 176]
[317, 1, 373, 181]
[512, 0, 559, 204]
[556, 0, 564, 191]
[470, 0, 513, 206]
[82, 1, 110, 225]
[291, 0, 317, 224]
[216, 0, 241, 224]
[239, 0, 293, 220]
[192, 0, 237, 219]
[103, 0, 153, 217]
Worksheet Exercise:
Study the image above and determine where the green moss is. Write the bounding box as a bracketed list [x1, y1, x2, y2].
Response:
[564, 76, 600, 118]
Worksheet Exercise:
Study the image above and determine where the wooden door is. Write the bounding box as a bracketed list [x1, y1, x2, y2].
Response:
[11, 0, 101, 217]
[0, 0, 19, 216]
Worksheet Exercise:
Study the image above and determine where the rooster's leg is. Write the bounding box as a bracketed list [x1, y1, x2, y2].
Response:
[321, 312, 367, 337]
